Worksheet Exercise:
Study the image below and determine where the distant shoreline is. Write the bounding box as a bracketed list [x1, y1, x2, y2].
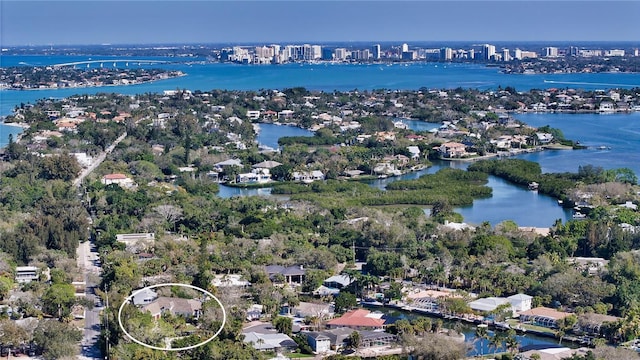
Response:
[0, 73, 186, 92]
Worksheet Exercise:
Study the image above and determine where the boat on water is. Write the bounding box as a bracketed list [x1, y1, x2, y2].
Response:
[573, 212, 587, 219]
[528, 182, 539, 190]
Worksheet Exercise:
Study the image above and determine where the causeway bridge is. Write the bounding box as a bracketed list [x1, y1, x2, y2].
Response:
[49, 59, 170, 68]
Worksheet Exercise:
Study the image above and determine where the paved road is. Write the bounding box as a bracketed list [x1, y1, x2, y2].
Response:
[76, 241, 104, 360]
[73, 132, 127, 187]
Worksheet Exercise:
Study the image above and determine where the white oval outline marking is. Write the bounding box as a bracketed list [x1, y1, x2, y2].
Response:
[117, 283, 226, 351]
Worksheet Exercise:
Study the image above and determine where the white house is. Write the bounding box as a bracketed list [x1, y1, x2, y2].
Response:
[102, 173, 135, 188]
[407, 146, 421, 159]
[246, 110, 261, 120]
[236, 169, 271, 184]
[507, 293, 533, 312]
[306, 332, 331, 353]
[15, 266, 39, 284]
[131, 288, 159, 306]
[292, 170, 325, 183]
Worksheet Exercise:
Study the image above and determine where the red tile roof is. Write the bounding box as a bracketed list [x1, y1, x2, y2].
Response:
[327, 309, 385, 328]
[103, 173, 128, 180]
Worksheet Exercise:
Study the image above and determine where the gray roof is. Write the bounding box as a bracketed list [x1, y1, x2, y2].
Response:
[252, 160, 283, 169]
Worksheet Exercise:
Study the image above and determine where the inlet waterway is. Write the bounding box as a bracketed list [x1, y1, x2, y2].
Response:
[1, 55, 638, 227]
[221, 123, 571, 227]
[373, 306, 576, 356]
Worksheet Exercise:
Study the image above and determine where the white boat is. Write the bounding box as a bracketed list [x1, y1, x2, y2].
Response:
[573, 212, 587, 219]
[528, 182, 539, 190]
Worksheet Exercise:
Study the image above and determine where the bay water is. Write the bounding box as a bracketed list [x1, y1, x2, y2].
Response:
[1, 55, 638, 227]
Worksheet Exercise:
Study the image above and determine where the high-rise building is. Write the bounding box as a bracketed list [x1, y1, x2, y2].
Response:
[401, 43, 409, 53]
[502, 48, 510, 62]
[544, 47, 558, 57]
[321, 48, 334, 61]
[440, 47, 453, 61]
[514, 48, 522, 60]
[311, 45, 322, 60]
[372, 44, 381, 59]
[334, 48, 348, 61]
[483, 44, 496, 60]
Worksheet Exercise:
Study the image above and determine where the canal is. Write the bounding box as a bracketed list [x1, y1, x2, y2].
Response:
[219, 122, 571, 228]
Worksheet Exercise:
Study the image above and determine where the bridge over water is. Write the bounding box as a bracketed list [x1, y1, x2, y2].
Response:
[48, 59, 170, 68]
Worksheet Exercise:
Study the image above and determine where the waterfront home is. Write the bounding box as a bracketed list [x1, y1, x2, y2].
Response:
[598, 102, 615, 113]
[518, 307, 572, 329]
[468, 297, 512, 315]
[214, 158, 243, 170]
[236, 168, 272, 184]
[507, 293, 533, 313]
[405, 289, 461, 313]
[246, 110, 261, 120]
[576, 313, 620, 336]
[252, 160, 283, 170]
[438, 142, 467, 158]
[326, 309, 386, 330]
[292, 170, 325, 183]
[535, 133, 554, 144]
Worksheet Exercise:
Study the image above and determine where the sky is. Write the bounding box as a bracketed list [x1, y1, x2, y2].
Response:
[1, 1, 639, 46]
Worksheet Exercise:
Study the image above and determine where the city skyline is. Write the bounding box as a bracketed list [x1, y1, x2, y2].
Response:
[1, 1, 639, 46]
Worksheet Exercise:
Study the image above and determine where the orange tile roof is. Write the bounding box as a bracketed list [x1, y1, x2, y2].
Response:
[326, 309, 385, 328]
[519, 307, 571, 320]
[103, 173, 128, 180]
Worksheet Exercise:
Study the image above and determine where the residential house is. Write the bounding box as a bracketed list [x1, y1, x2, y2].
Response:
[407, 146, 421, 159]
[101, 173, 135, 188]
[468, 297, 512, 315]
[567, 257, 608, 276]
[116, 233, 155, 253]
[212, 274, 251, 288]
[252, 160, 283, 170]
[317, 328, 353, 350]
[15, 266, 39, 284]
[535, 133, 554, 144]
[292, 170, 325, 183]
[243, 332, 298, 352]
[278, 110, 294, 120]
[576, 313, 620, 336]
[508, 294, 533, 313]
[236, 169, 272, 184]
[518, 307, 572, 329]
[131, 288, 159, 306]
[306, 332, 331, 353]
[323, 275, 353, 290]
[439, 142, 467, 158]
[406, 289, 461, 313]
[142, 296, 203, 320]
[246, 110, 261, 120]
[289, 302, 334, 319]
[599, 102, 615, 113]
[326, 309, 386, 330]
[265, 265, 306, 285]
